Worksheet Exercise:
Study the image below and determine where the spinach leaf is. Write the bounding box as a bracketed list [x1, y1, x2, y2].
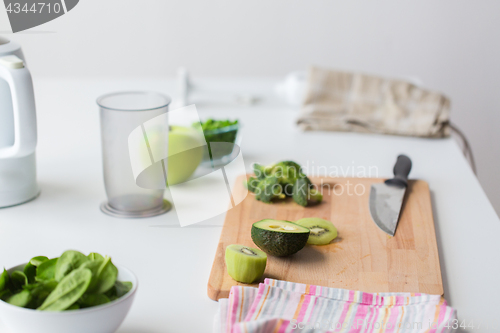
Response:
[87, 253, 104, 261]
[25, 256, 49, 286]
[78, 294, 110, 308]
[38, 268, 92, 311]
[11, 271, 28, 291]
[36, 258, 58, 282]
[55, 250, 88, 282]
[30, 256, 49, 267]
[86, 256, 117, 294]
[29, 280, 58, 308]
[2, 251, 132, 311]
[80, 259, 104, 291]
[67, 303, 80, 310]
[115, 281, 133, 298]
[104, 287, 117, 301]
[7, 290, 32, 307]
[0, 268, 9, 292]
[103, 280, 132, 300]
[24, 263, 37, 284]
[0, 289, 12, 301]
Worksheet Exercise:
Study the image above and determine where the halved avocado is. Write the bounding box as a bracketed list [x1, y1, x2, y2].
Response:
[251, 219, 310, 257]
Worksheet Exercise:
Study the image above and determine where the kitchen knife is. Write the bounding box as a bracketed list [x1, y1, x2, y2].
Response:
[369, 155, 412, 236]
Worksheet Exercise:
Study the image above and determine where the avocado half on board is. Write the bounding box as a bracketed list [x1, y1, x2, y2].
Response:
[251, 219, 310, 257]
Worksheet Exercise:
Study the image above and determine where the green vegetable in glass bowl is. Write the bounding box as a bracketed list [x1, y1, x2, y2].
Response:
[194, 119, 240, 164]
[0, 250, 133, 311]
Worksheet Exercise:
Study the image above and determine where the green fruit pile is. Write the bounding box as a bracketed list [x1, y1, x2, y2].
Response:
[0, 250, 132, 311]
[246, 161, 323, 206]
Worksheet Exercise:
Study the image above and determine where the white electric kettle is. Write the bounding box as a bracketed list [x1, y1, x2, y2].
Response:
[0, 36, 39, 208]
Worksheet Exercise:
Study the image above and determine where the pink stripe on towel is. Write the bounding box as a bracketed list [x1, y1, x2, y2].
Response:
[216, 280, 457, 333]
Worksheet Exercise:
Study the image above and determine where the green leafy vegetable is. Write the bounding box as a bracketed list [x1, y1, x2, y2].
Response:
[28, 280, 58, 308]
[86, 256, 118, 294]
[24, 263, 37, 284]
[55, 250, 89, 282]
[1, 251, 133, 312]
[38, 268, 92, 311]
[0, 289, 12, 301]
[7, 290, 32, 307]
[78, 294, 110, 308]
[198, 119, 238, 140]
[11, 271, 28, 291]
[30, 256, 49, 267]
[87, 253, 104, 261]
[67, 303, 80, 310]
[0, 268, 9, 292]
[114, 281, 133, 298]
[80, 259, 104, 291]
[103, 280, 131, 301]
[195, 119, 239, 159]
[36, 258, 58, 282]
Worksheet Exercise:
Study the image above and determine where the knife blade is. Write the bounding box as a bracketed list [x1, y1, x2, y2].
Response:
[369, 155, 412, 236]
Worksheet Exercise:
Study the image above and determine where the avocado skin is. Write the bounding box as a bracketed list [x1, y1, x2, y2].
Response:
[251, 226, 309, 257]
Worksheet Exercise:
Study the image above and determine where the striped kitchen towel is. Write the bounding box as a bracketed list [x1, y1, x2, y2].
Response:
[215, 279, 457, 333]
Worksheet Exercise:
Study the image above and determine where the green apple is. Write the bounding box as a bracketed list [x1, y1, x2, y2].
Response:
[167, 126, 205, 185]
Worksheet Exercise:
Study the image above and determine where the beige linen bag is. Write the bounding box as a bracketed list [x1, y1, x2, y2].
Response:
[297, 66, 451, 138]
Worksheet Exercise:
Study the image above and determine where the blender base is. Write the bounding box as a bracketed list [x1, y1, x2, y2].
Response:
[100, 199, 172, 218]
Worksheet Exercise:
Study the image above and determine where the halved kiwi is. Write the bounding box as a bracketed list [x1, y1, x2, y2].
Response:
[225, 244, 267, 283]
[295, 218, 338, 245]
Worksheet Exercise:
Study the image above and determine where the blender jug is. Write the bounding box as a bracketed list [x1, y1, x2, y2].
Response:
[0, 37, 39, 208]
[97, 91, 172, 218]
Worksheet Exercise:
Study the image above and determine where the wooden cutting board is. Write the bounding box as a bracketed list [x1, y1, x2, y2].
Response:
[208, 176, 443, 301]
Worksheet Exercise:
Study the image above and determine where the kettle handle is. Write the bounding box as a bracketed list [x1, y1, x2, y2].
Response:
[0, 58, 37, 159]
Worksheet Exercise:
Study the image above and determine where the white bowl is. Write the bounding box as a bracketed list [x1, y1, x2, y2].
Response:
[0, 263, 138, 333]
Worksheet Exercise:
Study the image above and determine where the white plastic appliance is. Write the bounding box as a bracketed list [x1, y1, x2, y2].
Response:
[0, 37, 39, 208]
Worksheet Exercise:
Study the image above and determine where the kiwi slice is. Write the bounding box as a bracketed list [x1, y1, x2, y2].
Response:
[295, 218, 338, 245]
[225, 244, 267, 284]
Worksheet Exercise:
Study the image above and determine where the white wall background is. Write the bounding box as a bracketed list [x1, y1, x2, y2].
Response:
[1, 0, 499, 214]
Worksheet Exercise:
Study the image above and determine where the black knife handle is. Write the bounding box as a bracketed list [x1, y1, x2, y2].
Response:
[385, 155, 412, 188]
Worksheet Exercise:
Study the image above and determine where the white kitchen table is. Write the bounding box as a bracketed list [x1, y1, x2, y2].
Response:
[0, 78, 498, 333]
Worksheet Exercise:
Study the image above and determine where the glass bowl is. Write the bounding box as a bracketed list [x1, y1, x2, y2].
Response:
[200, 124, 241, 167]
